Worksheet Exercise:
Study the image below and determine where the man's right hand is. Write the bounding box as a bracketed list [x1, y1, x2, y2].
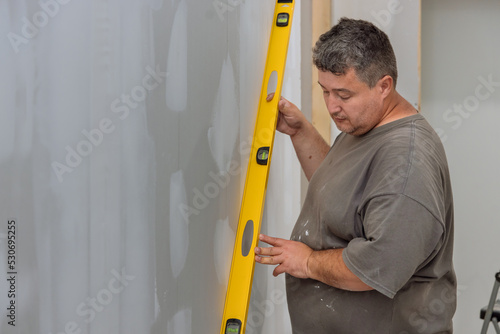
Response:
[267, 93, 306, 138]
[267, 93, 330, 180]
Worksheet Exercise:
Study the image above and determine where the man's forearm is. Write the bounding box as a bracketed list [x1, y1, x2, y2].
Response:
[290, 121, 330, 181]
[307, 248, 373, 292]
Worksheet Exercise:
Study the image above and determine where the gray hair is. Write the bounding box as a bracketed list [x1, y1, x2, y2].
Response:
[313, 17, 398, 88]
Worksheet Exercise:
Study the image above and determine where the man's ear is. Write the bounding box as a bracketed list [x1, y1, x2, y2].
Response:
[377, 75, 393, 98]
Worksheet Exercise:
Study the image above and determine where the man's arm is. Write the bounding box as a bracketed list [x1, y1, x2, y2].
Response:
[255, 234, 373, 292]
[307, 248, 373, 291]
[270, 94, 330, 180]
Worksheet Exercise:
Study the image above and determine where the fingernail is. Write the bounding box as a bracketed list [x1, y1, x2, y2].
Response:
[255, 247, 260, 254]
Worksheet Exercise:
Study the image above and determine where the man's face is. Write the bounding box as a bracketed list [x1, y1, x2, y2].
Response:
[318, 68, 386, 136]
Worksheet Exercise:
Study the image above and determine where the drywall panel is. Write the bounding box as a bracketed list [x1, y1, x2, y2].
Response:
[1, 1, 159, 333]
[421, 1, 500, 333]
[0, 0, 302, 333]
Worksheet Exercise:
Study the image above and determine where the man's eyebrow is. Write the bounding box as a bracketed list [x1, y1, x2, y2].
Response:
[317, 81, 353, 94]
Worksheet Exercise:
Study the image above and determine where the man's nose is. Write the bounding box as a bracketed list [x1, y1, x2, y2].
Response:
[326, 95, 342, 114]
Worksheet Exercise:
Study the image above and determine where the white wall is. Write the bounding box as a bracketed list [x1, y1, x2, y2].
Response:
[421, 1, 500, 333]
[0, 0, 302, 333]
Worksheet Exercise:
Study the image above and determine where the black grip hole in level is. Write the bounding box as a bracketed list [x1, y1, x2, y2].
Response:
[241, 220, 254, 257]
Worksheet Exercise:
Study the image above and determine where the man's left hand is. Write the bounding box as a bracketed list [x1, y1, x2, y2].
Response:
[255, 234, 313, 278]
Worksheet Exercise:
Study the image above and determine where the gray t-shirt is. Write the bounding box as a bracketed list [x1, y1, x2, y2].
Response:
[286, 114, 456, 334]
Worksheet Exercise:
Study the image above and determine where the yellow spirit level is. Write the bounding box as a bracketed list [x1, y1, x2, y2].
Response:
[220, 1, 295, 333]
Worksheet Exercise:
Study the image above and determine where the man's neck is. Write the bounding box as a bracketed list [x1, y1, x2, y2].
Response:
[376, 91, 418, 128]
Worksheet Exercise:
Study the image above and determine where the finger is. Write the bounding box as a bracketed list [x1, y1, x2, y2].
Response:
[255, 246, 282, 257]
[273, 265, 286, 277]
[278, 98, 288, 111]
[266, 92, 275, 101]
[259, 234, 283, 247]
[255, 254, 281, 266]
[255, 254, 274, 265]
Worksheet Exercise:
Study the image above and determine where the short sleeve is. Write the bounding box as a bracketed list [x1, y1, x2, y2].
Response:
[342, 194, 444, 298]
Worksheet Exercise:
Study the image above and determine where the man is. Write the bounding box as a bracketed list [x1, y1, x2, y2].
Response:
[254, 18, 456, 333]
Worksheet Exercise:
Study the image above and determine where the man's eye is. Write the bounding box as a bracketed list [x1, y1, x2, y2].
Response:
[322, 90, 329, 95]
[339, 95, 351, 101]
